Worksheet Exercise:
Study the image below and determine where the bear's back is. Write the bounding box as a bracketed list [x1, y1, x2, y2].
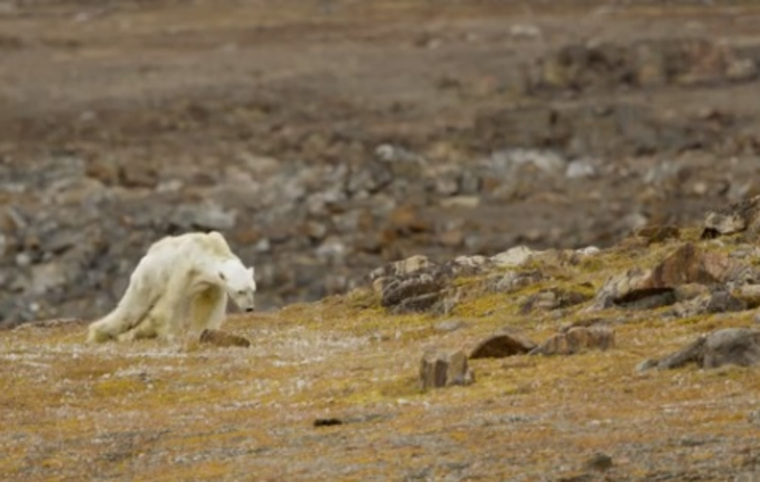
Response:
[147, 231, 233, 260]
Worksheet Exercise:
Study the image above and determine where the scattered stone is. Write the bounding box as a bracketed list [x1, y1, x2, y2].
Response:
[520, 288, 592, 313]
[636, 225, 681, 244]
[199, 329, 251, 348]
[490, 245, 537, 268]
[565, 159, 597, 179]
[733, 285, 760, 309]
[313, 418, 343, 427]
[575, 246, 600, 257]
[584, 452, 613, 472]
[381, 271, 448, 314]
[536, 38, 757, 93]
[489, 270, 544, 293]
[705, 290, 746, 313]
[369, 255, 433, 292]
[640, 328, 760, 370]
[171, 202, 237, 231]
[531, 327, 615, 356]
[469, 330, 537, 359]
[420, 349, 474, 390]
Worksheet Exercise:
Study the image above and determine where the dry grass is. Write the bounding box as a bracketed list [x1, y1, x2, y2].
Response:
[3, 237, 760, 480]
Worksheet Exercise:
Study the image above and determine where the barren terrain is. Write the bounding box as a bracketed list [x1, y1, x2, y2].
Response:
[2, 0, 760, 480]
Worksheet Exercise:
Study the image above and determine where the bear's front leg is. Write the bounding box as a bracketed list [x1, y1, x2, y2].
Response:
[148, 271, 194, 342]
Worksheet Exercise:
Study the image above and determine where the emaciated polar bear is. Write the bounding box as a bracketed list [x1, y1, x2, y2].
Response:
[87, 231, 256, 343]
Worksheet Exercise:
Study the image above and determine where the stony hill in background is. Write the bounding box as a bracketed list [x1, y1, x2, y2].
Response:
[2, 1, 760, 326]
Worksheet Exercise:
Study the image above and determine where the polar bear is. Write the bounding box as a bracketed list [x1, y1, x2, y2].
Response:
[87, 231, 256, 343]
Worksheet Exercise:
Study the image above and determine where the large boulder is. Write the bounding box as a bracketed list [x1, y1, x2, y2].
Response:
[639, 328, 760, 370]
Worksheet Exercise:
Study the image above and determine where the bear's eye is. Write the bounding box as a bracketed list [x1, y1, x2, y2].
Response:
[237, 289, 245, 295]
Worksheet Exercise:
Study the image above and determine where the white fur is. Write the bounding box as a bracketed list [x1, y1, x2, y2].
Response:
[87, 231, 256, 343]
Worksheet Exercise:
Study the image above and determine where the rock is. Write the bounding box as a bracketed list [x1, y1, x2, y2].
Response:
[171, 202, 237, 231]
[732, 284, 760, 309]
[490, 148, 565, 175]
[433, 175, 459, 196]
[726, 58, 758, 82]
[705, 290, 746, 313]
[641, 328, 760, 370]
[531, 327, 615, 356]
[509, 24, 541, 39]
[584, 453, 613, 472]
[388, 204, 432, 234]
[537, 38, 756, 93]
[118, 162, 158, 188]
[575, 246, 600, 257]
[438, 229, 464, 248]
[434, 319, 467, 332]
[313, 418, 343, 427]
[565, 159, 597, 179]
[369, 254, 433, 292]
[199, 329, 251, 348]
[381, 272, 447, 314]
[635, 225, 681, 244]
[702, 194, 760, 239]
[490, 270, 544, 293]
[490, 245, 537, 268]
[420, 349, 474, 390]
[450, 255, 490, 274]
[649, 243, 749, 286]
[520, 288, 592, 313]
[591, 243, 755, 310]
[30, 262, 67, 295]
[469, 330, 537, 359]
[440, 196, 480, 209]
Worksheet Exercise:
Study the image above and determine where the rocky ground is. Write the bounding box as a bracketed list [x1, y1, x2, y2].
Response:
[4, 204, 760, 480]
[3, 2, 760, 477]
[2, 0, 760, 325]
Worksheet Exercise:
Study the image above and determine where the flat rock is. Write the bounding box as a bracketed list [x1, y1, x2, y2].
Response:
[640, 327, 760, 370]
[531, 327, 615, 356]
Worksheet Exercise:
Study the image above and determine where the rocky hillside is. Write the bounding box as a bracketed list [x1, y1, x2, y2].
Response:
[3, 198, 760, 480]
[2, 1, 760, 326]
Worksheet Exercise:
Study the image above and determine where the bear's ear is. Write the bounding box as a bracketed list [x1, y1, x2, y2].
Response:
[218, 271, 226, 281]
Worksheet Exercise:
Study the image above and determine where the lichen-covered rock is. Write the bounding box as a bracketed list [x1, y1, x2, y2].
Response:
[590, 243, 755, 311]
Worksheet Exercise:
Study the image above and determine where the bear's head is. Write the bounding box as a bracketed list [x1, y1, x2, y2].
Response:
[218, 259, 257, 312]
